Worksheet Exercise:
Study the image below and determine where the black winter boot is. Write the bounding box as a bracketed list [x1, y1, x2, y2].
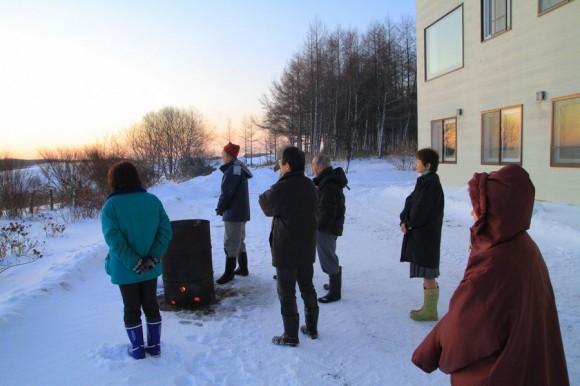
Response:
[233, 251, 249, 276]
[216, 257, 236, 284]
[300, 306, 319, 339]
[272, 315, 299, 347]
[318, 266, 342, 303]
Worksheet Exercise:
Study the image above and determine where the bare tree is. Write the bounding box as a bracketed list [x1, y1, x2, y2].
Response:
[224, 119, 236, 143]
[125, 106, 212, 179]
[240, 116, 261, 166]
[302, 18, 328, 156]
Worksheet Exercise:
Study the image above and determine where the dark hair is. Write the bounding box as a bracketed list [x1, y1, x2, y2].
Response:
[281, 146, 305, 172]
[416, 148, 440, 172]
[107, 161, 143, 192]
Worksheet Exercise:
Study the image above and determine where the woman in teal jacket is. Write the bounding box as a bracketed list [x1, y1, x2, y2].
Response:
[101, 161, 172, 360]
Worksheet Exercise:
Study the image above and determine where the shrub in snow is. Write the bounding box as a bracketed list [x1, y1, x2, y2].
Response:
[0, 221, 44, 265]
[38, 213, 66, 238]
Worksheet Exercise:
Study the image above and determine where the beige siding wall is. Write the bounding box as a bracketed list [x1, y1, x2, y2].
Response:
[416, 0, 580, 204]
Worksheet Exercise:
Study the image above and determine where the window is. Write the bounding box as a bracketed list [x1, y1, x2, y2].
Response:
[539, 0, 570, 15]
[551, 94, 580, 167]
[481, 106, 522, 165]
[425, 5, 463, 81]
[482, 0, 510, 40]
[431, 117, 457, 163]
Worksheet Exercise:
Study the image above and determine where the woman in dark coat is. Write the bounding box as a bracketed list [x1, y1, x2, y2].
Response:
[399, 148, 444, 321]
[412, 164, 569, 386]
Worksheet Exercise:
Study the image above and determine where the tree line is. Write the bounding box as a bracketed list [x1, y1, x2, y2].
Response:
[258, 17, 417, 164]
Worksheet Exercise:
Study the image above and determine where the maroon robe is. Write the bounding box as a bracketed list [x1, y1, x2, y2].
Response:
[412, 165, 569, 386]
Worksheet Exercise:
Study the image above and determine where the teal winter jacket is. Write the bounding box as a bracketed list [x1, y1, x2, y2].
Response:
[101, 191, 173, 285]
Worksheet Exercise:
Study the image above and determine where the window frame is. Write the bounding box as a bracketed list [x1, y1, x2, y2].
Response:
[481, 0, 511, 41]
[424, 5, 464, 81]
[538, 0, 571, 16]
[431, 116, 458, 164]
[480, 105, 523, 166]
[550, 93, 580, 168]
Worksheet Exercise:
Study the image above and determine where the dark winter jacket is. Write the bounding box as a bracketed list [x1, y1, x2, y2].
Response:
[101, 190, 173, 285]
[217, 158, 253, 222]
[412, 165, 569, 386]
[399, 172, 444, 269]
[259, 170, 318, 269]
[313, 166, 348, 236]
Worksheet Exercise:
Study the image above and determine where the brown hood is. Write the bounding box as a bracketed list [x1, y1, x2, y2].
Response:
[468, 164, 535, 251]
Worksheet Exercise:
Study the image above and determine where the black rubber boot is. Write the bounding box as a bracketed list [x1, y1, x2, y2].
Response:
[300, 306, 319, 339]
[233, 251, 249, 276]
[272, 315, 299, 347]
[216, 257, 236, 284]
[318, 266, 342, 303]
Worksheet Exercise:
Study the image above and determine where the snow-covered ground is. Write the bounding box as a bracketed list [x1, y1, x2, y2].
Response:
[0, 159, 578, 385]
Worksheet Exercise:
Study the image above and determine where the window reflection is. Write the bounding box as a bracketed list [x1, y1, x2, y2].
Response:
[539, 0, 569, 14]
[500, 107, 521, 163]
[425, 5, 463, 80]
[482, 111, 500, 163]
[443, 118, 457, 161]
[431, 117, 457, 163]
[551, 95, 580, 166]
[481, 106, 522, 165]
[482, 0, 510, 40]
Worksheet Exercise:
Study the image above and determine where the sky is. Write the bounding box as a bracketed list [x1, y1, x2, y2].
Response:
[0, 1, 415, 159]
[0, 159, 577, 385]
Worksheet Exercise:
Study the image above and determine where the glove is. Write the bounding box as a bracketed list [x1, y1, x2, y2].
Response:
[215, 208, 223, 216]
[132, 256, 160, 275]
[143, 256, 159, 271]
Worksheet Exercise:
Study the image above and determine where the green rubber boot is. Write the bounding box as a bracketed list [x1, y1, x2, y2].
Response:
[410, 288, 439, 321]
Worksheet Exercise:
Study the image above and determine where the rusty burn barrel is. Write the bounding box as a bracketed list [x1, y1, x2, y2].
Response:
[162, 219, 216, 307]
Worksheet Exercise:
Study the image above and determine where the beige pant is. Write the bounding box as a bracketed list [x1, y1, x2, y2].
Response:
[223, 221, 246, 257]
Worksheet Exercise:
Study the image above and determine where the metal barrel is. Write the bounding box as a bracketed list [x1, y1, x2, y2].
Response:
[162, 219, 215, 307]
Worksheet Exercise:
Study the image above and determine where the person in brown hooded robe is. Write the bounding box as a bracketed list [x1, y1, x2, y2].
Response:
[412, 164, 569, 385]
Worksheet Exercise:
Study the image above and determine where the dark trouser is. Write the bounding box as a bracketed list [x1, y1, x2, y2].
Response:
[316, 231, 340, 276]
[276, 265, 319, 319]
[119, 278, 161, 327]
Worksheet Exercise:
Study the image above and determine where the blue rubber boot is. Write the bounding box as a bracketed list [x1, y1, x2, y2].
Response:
[126, 324, 145, 359]
[145, 321, 161, 357]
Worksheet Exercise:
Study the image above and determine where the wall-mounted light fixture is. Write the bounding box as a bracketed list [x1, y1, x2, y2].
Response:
[536, 91, 546, 101]
[456, 108, 463, 116]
